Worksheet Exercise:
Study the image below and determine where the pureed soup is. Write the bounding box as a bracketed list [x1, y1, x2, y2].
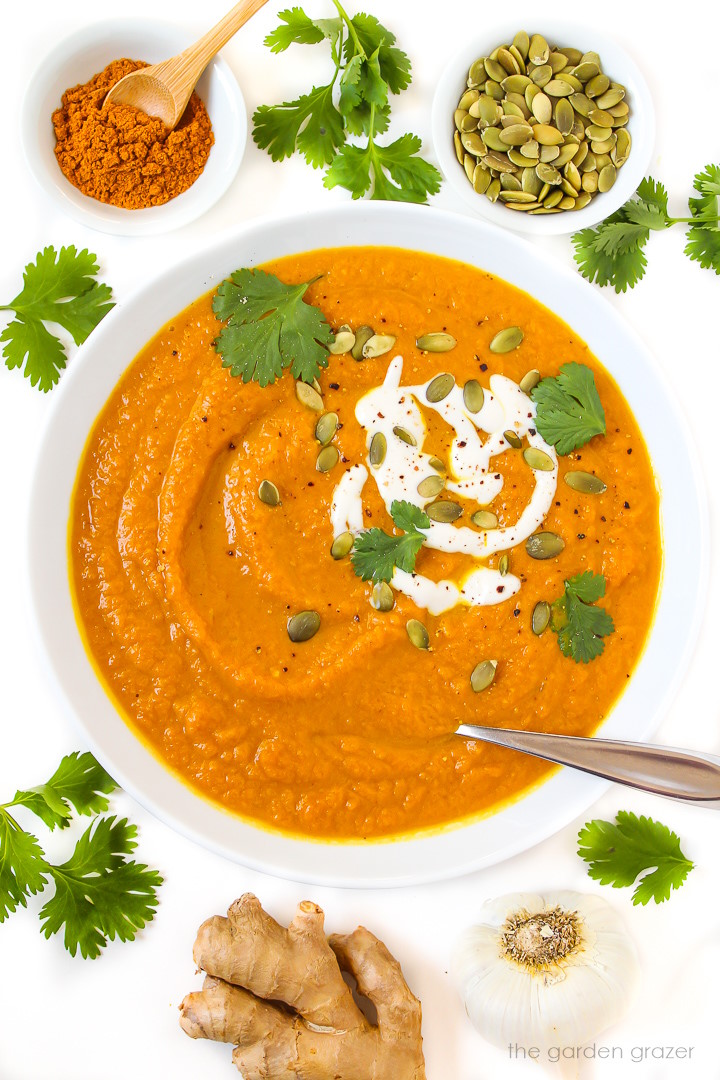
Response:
[70, 247, 662, 840]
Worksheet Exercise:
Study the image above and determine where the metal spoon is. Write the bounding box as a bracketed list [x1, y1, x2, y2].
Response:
[104, 0, 269, 129]
[456, 724, 720, 808]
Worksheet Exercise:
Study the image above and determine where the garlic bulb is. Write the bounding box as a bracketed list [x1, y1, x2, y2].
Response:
[451, 891, 638, 1055]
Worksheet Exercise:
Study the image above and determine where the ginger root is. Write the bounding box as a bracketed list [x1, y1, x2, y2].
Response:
[179, 893, 426, 1079]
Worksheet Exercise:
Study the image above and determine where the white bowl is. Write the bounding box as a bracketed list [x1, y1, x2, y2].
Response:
[21, 20, 247, 235]
[28, 205, 707, 887]
[432, 21, 654, 235]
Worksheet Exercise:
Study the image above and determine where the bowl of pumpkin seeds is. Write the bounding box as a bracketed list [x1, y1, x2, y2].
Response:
[432, 22, 654, 233]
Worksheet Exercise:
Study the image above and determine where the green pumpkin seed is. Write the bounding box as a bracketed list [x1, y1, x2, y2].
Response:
[455, 108, 469, 131]
[573, 192, 592, 210]
[559, 195, 576, 210]
[499, 123, 534, 147]
[503, 429, 522, 449]
[598, 164, 617, 192]
[586, 73, 610, 98]
[537, 162, 562, 186]
[369, 431, 387, 467]
[473, 164, 492, 194]
[331, 531, 354, 559]
[484, 152, 516, 173]
[287, 610, 320, 643]
[543, 189, 563, 208]
[613, 129, 631, 166]
[428, 455, 446, 473]
[427, 500, 463, 523]
[554, 98, 574, 135]
[499, 553, 509, 576]
[315, 412, 338, 446]
[393, 426, 417, 447]
[558, 47, 583, 65]
[464, 153, 476, 183]
[329, 329, 355, 355]
[425, 372, 455, 402]
[468, 58, 486, 86]
[454, 131, 464, 165]
[564, 470, 607, 494]
[509, 44, 527, 73]
[481, 127, 506, 153]
[588, 107, 615, 129]
[532, 600, 551, 635]
[296, 381, 323, 412]
[470, 659, 497, 692]
[458, 88, 480, 111]
[582, 171, 599, 193]
[500, 172, 523, 191]
[485, 80, 504, 102]
[351, 325, 374, 361]
[529, 34, 550, 64]
[522, 168, 543, 196]
[595, 87, 625, 109]
[512, 31, 530, 60]
[463, 379, 485, 414]
[520, 140, 540, 162]
[530, 64, 552, 87]
[519, 369, 541, 393]
[486, 179, 501, 203]
[406, 619, 430, 650]
[475, 96, 501, 125]
[371, 582, 395, 612]
[499, 191, 538, 204]
[317, 445, 339, 472]
[417, 474, 445, 498]
[471, 510, 499, 529]
[497, 47, 520, 75]
[533, 123, 564, 146]
[572, 61, 600, 82]
[544, 79, 573, 97]
[485, 58, 507, 83]
[523, 447, 555, 471]
[539, 143, 560, 163]
[490, 326, 523, 353]
[258, 480, 281, 507]
[502, 74, 532, 95]
[526, 531, 565, 560]
[549, 50, 569, 74]
[416, 332, 457, 356]
[363, 334, 396, 359]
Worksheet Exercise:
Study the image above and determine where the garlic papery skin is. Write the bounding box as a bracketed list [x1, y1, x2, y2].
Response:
[451, 891, 638, 1058]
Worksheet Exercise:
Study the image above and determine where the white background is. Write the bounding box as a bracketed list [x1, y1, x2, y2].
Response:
[1, 1, 719, 1078]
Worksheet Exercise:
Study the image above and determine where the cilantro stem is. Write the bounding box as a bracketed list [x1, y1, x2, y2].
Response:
[330, 0, 362, 52]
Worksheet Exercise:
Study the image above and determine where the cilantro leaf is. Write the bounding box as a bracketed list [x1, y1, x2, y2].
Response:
[325, 133, 441, 203]
[531, 362, 606, 455]
[213, 268, 333, 387]
[252, 84, 345, 168]
[0, 811, 48, 921]
[572, 215, 649, 293]
[590, 220, 650, 256]
[578, 811, 693, 905]
[551, 571, 614, 663]
[0, 246, 114, 391]
[685, 166, 720, 274]
[635, 176, 669, 217]
[351, 499, 430, 582]
[684, 225, 720, 274]
[264, 7, 327, 51]
[40, 816, 163, 959]
[11, 752, 116, 831]
[345, 13, 412, 94]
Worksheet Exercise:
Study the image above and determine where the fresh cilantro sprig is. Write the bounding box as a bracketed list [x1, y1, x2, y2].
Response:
[531, 362, 606, 454]
[351, 499, 430, 582]
[550, 570, 614, 663]
[573, 166, 720, 293]
[0, 246, 114, 391]
[578, 811, 694, 905]
[253, 4, 441, 203]
[213, 268, 333, 386]
[0, 752, 162, 958]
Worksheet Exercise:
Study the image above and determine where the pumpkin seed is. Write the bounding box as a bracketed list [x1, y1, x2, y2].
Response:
[497, 47, 520, 75]
[512, 31, 530, 60]
[393, 425, 417, 447]
[369, 431, 386, 467]
[486, 179, 501, 203]
[490, 326, 523, 353]
[526, 531, 565, 559]
[371, 582, 394, 612]
[523, 446, 555, 471]
[363, 334, 396, 359]
[532, 600, 551, 635]
[598, 163, 617, 192]
[564, 470, 607, 494]
[296, 381, 323, 412]
[475, 96, 501, 125]
[481, 127, 506, 153]
[470, 659, 497, 692]
[468, 58, 486, 86]
[595, 87, 624, 109]
[537, 162, 562, 186]
[472, 510, 499, 529]
[539, 144, 560, 163]
[573, 61, 600, 82]
[529, 34, 550, 64]
[503, 429, 522, 449]
[426, 372, 455, 402]
[417, 474, 445, 498]
[548, 50, 568, 74]
[427, 500, 463, 523]
[463, 379, 485, 413]
[509, 44, 527, 72]
[586, 73, 610, 98]
[533, 123, 564, 146]
[406, 619, 430, 650]
[329, 329, 355, 355]
[582, 171, 599, 193]
[544, 79, 574, 97]
[258, 480, 281, 506]
[544, 188, 563, 208]
[500, 123, 534, 146]
[464, 153, 476, 183]
[500, 171, 522, 191]
[499, 553, 509, 576]
[519, 368, 541, 393]
[454, 131, 464, 164]
[458, 88, 480, 111]
[530, 64, 552, 88]
[417, 332, 457, 354]
[428, 455, 447, 473]
[331, 531, 354, 559]
[473, 164, 492, 194]
[613, 129, 631, 166]
[555, 98, 574, 135]
[351, 325, 374, 361]
[287, 610, 320, 643]
[502, 74, 532, 95]
[315, 412, 338, 445]
[573, 191, 592, 210]
[316, 445, 339, 472]
[485, 58, 506, 83]
[499, 191, 537, 204]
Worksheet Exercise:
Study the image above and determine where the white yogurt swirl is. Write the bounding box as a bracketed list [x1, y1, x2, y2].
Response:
[331, 356, 558, 615]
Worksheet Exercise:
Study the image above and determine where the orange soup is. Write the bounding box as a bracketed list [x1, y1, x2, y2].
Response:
[70, 248, 662, 839]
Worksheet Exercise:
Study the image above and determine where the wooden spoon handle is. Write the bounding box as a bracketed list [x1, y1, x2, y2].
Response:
[155, 0, 269, 105]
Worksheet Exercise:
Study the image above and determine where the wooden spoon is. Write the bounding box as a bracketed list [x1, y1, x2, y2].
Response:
[104, 0, 269, 129]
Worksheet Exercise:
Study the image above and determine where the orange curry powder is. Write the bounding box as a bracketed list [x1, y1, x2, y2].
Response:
[52, 58, 214, 209]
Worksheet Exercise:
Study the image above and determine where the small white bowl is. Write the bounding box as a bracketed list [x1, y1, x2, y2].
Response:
[21, 20, 247, 235]
[432, 21, 654, 235]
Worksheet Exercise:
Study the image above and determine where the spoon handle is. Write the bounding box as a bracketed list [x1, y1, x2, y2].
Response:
[159, 0, 270, 96]
[455, 724, 720, 808]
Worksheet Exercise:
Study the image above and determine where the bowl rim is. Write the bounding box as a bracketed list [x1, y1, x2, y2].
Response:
[20, 17, 247, 236]
[27, 203, 708, 888]
[431, 19, 655, 235]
